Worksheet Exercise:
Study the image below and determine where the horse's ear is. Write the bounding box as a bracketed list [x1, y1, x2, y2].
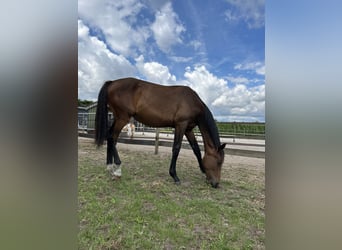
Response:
[218, 143, 226, 152]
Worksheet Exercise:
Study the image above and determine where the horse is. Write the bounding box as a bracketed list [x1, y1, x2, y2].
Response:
[122, 122, 135, 139]
[95, 77, 226, 188]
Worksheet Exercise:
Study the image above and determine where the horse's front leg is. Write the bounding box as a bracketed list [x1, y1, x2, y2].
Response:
[169, 125, 186, 184]
[185, 130, 205, 173]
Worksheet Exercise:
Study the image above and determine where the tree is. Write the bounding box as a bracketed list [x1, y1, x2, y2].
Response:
[78, 99, 95, 107]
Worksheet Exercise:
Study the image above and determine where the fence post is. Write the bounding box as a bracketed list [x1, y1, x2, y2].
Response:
[154, 128, 160, 154]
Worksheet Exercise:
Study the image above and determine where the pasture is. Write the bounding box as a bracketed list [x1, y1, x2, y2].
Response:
[78, 137, 265, 249]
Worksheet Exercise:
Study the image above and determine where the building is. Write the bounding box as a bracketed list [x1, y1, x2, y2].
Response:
[78, 106, 88, 129]
[78, 103, 114, 133]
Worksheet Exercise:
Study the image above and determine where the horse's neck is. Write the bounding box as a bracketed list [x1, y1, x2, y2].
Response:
[198, 122, 217, 155]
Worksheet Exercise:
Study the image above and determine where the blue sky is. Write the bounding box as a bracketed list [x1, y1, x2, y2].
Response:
[78, 0, 265, 122]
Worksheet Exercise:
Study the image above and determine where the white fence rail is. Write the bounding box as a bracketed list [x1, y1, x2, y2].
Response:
[78, 112, 265, 139]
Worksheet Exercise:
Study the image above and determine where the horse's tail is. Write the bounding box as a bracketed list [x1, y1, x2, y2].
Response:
[95, 81, 112, 146]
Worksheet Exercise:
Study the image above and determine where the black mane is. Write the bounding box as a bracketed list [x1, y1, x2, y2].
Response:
[202, 104, 221, 148]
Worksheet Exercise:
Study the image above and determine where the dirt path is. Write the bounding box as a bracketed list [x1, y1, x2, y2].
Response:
[79, 137, 265, 171]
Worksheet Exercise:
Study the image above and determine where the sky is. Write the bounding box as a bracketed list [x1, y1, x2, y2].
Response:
[78, 0, 265, 122]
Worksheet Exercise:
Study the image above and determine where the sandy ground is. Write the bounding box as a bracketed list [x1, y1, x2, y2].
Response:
[127, 131, 265, 152]
[79, 136, 265, 171]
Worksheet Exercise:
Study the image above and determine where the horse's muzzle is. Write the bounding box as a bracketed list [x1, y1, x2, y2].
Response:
[206, 177, 219, 188]
[211, 181, 219, 188]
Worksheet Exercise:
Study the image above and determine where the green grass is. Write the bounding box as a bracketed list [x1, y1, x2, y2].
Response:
[158, 122, 265, 137]
[216, 122, 265, 136]
[78, 139, 265, 249]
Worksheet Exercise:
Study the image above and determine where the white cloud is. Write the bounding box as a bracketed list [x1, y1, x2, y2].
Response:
[189, 40, 202, 51]
[135, 55, 176, 84]
[78, 0, 149, 57]
[212, 83, 265, 120]
[79, 1, 186, 56]
[78, 20, 136, 100]
[225, 0, 264, 29]
[234, 61, 265, 75]
[183, 65, 227, 106]
[151, 2, 186, 53]
[145, 0, 169, 10]
[77, 1, 264, 121]
[226, 75, 264, 86]
[182, 65, 264, 121]
[169, 56, 193, 63]
[226, 76, 250, 85]
[256, 65, 265, 75]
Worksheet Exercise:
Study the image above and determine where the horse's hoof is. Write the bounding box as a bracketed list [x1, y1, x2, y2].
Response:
[175, 181, 181, 185]
[111, 175, 121, 181]
[106, 164, 114, 171]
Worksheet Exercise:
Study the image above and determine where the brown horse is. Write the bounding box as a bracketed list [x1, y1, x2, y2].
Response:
[95, 77, 226, 188]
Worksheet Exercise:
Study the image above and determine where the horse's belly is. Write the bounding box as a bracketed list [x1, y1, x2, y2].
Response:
[134, 114, 174, 128]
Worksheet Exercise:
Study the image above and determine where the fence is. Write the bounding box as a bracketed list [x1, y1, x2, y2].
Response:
[78, 113, 265, 158]
[78, 113, 265, 139]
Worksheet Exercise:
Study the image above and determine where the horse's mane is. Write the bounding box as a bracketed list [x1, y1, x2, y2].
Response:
[201, 104, 221, 148]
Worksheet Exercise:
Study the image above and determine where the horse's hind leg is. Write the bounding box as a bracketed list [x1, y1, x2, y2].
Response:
[185, 130, 205, 173]
[108, 118, 129, 178]
[107, 124, 114, 165]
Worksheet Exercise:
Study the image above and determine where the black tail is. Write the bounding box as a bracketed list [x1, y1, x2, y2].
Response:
[95, 81, 112, 146]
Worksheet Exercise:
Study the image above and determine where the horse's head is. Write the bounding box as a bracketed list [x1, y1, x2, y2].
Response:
[202, 143, 226, 188]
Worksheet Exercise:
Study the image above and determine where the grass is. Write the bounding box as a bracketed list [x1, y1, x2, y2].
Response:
[216, 122, 265, 137]
[156, 123, 265, 138]
[78, 139, 265, 249]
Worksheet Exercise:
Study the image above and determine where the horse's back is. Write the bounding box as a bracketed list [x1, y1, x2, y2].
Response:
[106, 78, 204, 127]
